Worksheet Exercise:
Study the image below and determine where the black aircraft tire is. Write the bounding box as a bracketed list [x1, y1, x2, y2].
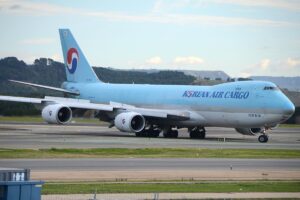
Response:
[148, 130, 160, 137]
[163, 130, 178, 138]
[198, 130, 206, 139]
[190, 129, 206, 139]
[171, 130, 178, 138]
[135, 132, 143, 137]
[258, 135, 268, 143]
[189, 131, 197, 139]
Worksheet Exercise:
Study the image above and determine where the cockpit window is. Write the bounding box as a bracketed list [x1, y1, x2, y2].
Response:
[263, 86, 278, 90]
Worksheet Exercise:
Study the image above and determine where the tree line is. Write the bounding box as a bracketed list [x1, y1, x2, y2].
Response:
[0, 57, 195, 116]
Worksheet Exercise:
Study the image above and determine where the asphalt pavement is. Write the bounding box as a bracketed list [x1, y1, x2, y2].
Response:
[1, 158, 299, 171]
[0, 123, 299, 149]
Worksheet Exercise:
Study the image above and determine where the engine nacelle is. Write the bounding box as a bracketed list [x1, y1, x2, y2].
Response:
[42, 104, 72, 124]
[114, 112, 145, 133]
[235, 128, 263, 136]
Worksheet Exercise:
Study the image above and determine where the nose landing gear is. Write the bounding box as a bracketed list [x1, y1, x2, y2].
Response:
[258, 134, 269, 143]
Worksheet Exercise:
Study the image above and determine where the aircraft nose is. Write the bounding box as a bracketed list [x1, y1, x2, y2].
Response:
[282, 100, 295, 116]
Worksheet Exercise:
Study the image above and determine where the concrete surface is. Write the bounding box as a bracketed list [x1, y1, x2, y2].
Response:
[42, 192, 300, 200]
[1, 158, 300, 181]
[0, 123, 299, 149]
[1, 158, 299, 171]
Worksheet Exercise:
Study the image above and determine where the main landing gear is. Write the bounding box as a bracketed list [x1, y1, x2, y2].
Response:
[189, 127, 206, 139]
[162, 128, 178, 138]
[135, 128, 160, 137]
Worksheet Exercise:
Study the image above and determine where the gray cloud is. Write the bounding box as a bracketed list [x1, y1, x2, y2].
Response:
[9, 4, 21, 10]
[0, 0, 296, 27]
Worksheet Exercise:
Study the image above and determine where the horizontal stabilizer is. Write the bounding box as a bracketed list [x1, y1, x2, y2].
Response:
[9, 80, 79, 95]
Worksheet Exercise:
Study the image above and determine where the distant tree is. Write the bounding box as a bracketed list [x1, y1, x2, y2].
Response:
[226, 78, 235, 82]
[34, 58, 48, 66]
[237, 77, 253, 81]
[0, 57, 197, 115]
[0, 57, 26, 68]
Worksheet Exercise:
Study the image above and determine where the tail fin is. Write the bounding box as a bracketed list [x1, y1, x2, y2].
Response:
[59, 29, 100, 83]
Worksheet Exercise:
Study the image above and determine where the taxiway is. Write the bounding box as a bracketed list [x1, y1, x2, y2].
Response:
[0, 123, 299, 149]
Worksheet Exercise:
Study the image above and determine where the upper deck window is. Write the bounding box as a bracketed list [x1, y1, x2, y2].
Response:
[263, 86, 278, 90]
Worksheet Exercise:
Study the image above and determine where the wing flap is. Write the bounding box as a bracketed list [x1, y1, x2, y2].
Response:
[109, 101, 189, 120]
[110, 103, 190, 121]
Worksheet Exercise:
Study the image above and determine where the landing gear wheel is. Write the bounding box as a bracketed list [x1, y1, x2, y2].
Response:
[135, 132, 143, 137]
[258, 135, 268, 143]
[171, 130, 178, 138]
[163, 130, 178, 138]
[148, 129, 160, 137]
[189, 127, 206, 139]
[135, 129, 160, 137]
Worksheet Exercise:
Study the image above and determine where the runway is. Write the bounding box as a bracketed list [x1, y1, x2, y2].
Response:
[0, 123, 299, 149]
[1, 122, 299, 181]
[1, 158, 300, 181]
[1, 158, 299, 171]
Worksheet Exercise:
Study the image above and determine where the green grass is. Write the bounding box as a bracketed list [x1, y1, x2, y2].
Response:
[279, 124, 300, 128]
[0, 116, 44, 122]
[42, 181, 300, 194]
[1, 148, 300, 159]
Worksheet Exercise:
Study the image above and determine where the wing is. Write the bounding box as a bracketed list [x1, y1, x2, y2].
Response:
[9, 80, 79, 95]
[0, 95, 190, 121]
[109, 101, 190, 120]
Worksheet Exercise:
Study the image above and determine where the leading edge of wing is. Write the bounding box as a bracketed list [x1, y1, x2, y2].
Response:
[0, 95, 113, 111]
[9, 80, 79, 95]
[0, 95, 191, 120]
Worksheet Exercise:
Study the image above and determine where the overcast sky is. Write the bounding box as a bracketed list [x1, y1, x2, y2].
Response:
[0, 0, 299, 77]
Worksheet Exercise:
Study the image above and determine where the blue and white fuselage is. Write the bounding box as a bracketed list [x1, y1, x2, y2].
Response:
[63, 80, 294, 129]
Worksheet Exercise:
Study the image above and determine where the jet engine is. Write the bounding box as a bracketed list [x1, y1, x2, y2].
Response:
[235, 128, 263, 136]
[114, 112, 145, 133]
[42, 104, 72, 124]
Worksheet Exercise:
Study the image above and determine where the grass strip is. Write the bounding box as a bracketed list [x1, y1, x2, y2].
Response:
[42, 181, 300, 194]
[1, 148, 300, 159]
[279, 124, 300, 128]
[0, 116, 44, 123]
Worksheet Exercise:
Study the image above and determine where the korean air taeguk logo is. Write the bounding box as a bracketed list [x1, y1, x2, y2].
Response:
[67, 48, 79, 73]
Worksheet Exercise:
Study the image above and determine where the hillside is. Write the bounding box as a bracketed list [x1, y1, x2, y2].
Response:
[0, 57, 196, 96]
[119, 69, 230, 81]
[251, 76, 300, 92]
[0, 57, 196, 115]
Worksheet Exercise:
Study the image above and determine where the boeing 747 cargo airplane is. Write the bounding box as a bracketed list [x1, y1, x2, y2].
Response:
[0, 29, 295, 143]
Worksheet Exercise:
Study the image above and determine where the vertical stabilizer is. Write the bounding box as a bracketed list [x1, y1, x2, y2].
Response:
[59, 29, 100, 83]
